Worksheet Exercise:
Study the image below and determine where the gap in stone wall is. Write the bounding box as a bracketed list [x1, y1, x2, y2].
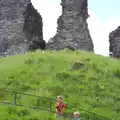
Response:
[31, 0, 62, 42]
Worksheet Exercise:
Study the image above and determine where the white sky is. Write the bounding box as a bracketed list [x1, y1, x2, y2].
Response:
[31, 0, 120, 56]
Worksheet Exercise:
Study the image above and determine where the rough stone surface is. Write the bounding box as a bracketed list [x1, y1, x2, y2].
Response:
[46, 0, 94, 51]
[109, 26, 120, 58]
[0, 0, 45, 56]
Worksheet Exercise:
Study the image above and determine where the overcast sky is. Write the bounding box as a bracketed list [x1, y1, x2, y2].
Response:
[31, 0, 120, 56]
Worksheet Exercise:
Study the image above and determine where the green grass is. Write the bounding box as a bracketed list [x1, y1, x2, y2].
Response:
[0, 50, 120, 120]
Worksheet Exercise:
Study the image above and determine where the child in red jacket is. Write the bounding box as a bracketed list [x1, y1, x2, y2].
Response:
[56, 95, 67, 119]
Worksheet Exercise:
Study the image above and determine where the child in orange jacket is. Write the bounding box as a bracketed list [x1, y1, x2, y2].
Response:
[56, 95, 67, 119]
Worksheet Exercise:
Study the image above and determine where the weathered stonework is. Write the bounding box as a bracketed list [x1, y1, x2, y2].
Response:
[0, 0, 45, 56]
[109, 26, 120, 58]
[46, 0, 94, 51]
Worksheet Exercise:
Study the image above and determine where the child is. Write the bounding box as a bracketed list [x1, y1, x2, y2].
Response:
[73, 111, 81, 120]
[56, 95, 67, 119]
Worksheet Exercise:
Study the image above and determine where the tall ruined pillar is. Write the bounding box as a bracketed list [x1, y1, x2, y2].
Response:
[0, 0, 45, 56]
[46, 0, 94, 51]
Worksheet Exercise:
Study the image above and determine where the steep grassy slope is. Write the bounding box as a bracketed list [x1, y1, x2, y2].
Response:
[0, 50, 120, 120]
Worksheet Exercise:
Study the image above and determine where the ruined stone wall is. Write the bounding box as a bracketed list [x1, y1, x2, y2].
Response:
[46, 0, 94, 51]
[109, 26, 120, 58]
[0, 0, 45, 56]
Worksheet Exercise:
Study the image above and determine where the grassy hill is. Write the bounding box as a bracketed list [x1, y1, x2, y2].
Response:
[0, 50, 120, 120]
